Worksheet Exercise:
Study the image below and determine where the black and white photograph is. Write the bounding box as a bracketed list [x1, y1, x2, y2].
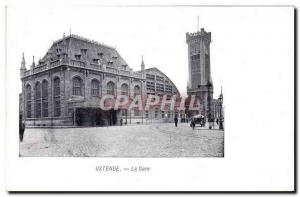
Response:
[18, 17, 225, 158]
[4, 2, 295, 192]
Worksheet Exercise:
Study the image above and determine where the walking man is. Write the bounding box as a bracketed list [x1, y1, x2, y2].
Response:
[19, 121, 25, 142]
[174, 113, 178, 127]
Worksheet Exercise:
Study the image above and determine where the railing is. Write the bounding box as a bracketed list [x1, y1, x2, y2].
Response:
[106, 66, 117, 74]
[119, 70, 130, 76]
[50, 60, 60, 68]
[33, 64, 48, 73]
[133, 72, 142, 78]
[70, 59, 85, 68]
[89, 63, 101, 70]
[23, 70, 31, 77]
[22, 58, 144, 80]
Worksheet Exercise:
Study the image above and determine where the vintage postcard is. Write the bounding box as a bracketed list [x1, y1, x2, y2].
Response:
[5, 3, 295, 192]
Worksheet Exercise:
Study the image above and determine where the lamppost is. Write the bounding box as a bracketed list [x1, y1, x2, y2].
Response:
[206, 81, 213, 129]
[218, 87, 224, 130]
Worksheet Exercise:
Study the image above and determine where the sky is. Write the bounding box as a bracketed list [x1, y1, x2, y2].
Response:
[7, 5, 228, 95]
[7, 5, 293, 100]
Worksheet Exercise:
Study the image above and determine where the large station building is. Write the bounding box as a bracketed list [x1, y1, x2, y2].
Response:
[19, 28, 224, 127]
[19, 34, 180, 126]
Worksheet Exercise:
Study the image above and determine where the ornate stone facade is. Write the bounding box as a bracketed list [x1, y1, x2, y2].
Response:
[19, 34, 180, 126]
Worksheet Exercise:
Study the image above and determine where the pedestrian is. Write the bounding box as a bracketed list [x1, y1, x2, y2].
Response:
[174, 114, 178, 127]
[120, 118, 123, 126]
[216, 118, 219, 125]
[191, 119, 195, 130]
[19, 121, 25, 142]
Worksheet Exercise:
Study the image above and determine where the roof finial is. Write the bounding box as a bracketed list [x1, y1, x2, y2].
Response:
[21, 52, 26, 69]
[69, 28, 71, 36]
[197, 16, 199, 32]
[221, 86, 222, 94]
[141, 55, 145, 71]
[31, 55, 35, 68]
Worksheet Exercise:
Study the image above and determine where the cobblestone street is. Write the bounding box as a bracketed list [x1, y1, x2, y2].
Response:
[20, 123, 224, 157]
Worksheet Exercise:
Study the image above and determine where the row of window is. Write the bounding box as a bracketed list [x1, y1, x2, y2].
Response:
[25, 77, 141, 119]
[146, 74, 168, 83]
[26, 78, 60, 119]
[73, 78, 141, 97]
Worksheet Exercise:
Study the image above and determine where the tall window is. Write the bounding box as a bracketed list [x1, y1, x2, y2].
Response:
[91, 79, 100, 96]
[161, 111, 165, 118]
[134, 85, 141, 96]
[107, 81, 115, 96]
[53, 77, 60, 117]
[205, 54, 210, 82]
[26, 85, 32, 118]
[191, 53, 201, 88]
[42, 80, 48, 117]
[121, 83, 129, 95]
[134, 110, 140, 116]
[72, 77, 82, 96]
[35, 82, 41, 118]
[154, 109, 158, 118]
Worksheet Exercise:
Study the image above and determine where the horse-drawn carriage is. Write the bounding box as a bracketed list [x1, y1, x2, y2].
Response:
[190, 114, 206, 129]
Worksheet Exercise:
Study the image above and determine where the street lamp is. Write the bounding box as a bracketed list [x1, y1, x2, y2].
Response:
[218, 87, 224, 130]
[206, 81, 213, 129]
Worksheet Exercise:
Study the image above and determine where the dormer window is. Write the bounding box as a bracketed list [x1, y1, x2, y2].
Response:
[97, 52, 103, 58]
[122, 65, 127, 70]
[75, 54, 81, 60]
[93, 58, 99, 64]
[112, 56, 118, 59]
[81, 49, 88, 55]
[107, 60, 113, 65]
[56, 48, 62, 53]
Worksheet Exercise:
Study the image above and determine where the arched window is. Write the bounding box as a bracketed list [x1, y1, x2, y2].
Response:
[35, 82, 41, 118]
[134, 85, 141, 96]
[26, 84, 32, 118]
[121, 83, 129, 96]
[72, 77, 82, 96]
[53, 77, 60, 117]
[91, 79, 99, 96]
[42, 80, 48, 117]
[107, 81, 115, 96]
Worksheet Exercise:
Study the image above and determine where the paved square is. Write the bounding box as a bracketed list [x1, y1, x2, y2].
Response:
[20, 123, 224, 157]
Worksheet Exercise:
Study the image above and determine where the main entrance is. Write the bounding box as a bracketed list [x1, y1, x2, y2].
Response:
[74, 108, 117, 126]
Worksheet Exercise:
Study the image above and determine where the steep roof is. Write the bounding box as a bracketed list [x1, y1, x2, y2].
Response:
[41, 34, 128, 67]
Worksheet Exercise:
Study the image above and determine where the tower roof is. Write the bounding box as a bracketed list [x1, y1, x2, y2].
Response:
[186, 28, 211, 43]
